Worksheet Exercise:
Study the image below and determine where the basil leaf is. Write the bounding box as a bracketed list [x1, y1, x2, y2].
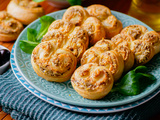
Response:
[27, 28, 37, 42]
[32, 0, 45, 2]
[111, 66, 155, 96]
[67, 0, 81, 6]
[36, 16, 55, 40]
[20, 40, 39, 54]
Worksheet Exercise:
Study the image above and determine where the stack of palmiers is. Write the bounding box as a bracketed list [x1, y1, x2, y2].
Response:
[31, 4, 160, 100]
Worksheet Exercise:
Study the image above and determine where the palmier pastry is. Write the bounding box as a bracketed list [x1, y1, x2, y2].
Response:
[0, 11, 23, 42]
[63, 26, 89, 61]
[81, 17, 105, 46]
[87, 4, 112, 21]
[81, 39, 115, 65]
[130, 40, 155, 65]
[121, 25, 148, 39]
[62, 5, 89, 26]
[99, 50, 124, 81]
[114, 44, 134, 72]
[31, 41, 77, 82]
[111, 34, 134, 48]
[7, 0, 44, 25]
[71, 63, 114, 100]
[141, 31, 160, 55]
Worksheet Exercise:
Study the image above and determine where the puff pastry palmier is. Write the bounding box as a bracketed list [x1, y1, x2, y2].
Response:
[63, 26, 89, 61]
[115, 44, 134, 72]
[121, 25, 148, 39]
[99, 50, 124, 81]
[0, 11, 23, 42]
[62, 5, 89, 26]
[71, 63, 114, 100]
[102, 15, 123, 38]
[7, 0, 44, 25]
[87, 4, 112, 21]
[111, 34, 134, 48]
[141, 31, 160, 55]
[31, 41, 77, 82]
[81, 17, 105, 46]
[130, 40, 155, 65]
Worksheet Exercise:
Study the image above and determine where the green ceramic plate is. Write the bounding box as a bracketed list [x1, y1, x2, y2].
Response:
[14, 9, 160, 108]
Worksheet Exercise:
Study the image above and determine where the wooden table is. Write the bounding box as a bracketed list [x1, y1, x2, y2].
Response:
[0, 0, 160, 120]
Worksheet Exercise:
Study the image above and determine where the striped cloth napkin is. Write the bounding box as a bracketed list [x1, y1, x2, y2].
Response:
[0, 69, 160, 120]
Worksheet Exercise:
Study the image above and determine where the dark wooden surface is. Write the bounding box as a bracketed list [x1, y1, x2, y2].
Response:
[0, 0, 160, 119]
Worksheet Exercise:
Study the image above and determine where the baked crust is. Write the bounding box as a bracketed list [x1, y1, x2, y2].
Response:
[71, 63, 114, 100]
[121, 24, 148, 40]
[141, 31, 160, 55]
[31, 41, 77, 82]
[0, 11, 23, 42]
[62, 5, 89, 26]
[81, 17, 105, 46]
[87, 4, 111, 21]
[7, 0, 44, 25]
[130, 40, 155, 65]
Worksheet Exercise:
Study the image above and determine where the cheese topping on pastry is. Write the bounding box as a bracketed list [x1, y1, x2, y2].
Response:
[71, 63, 114, 99]
[121, 25, 148, 39]
[14, 0, 40, 8]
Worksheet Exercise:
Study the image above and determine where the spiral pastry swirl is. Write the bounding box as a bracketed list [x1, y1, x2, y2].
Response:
[0, 11, 23, 42]
[31, 41, 77, 82]
[7, 0, 44, 25]
[71, 63, 114, 100]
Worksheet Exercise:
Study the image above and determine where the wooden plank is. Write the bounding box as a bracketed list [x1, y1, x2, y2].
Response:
[2, 114, 13, 120]
[0, 111, 8, 119]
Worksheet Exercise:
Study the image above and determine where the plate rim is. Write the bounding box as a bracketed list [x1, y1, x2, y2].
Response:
[11, 44, 160, 113]
[13, 9, 160, 108]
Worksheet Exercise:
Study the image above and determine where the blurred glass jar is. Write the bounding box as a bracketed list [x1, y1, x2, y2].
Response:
[128, 0, 160, 31]
[47, 0, 70, 8]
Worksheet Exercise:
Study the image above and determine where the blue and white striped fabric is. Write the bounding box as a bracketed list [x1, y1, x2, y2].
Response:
[0, 69, 160, 120]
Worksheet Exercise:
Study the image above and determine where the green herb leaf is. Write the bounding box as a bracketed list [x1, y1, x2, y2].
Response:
[36, 16, 55, 40]
[67, 0, 81, 6]
[27, 28, 37, 42]
[32, 0, 45, 2]
[20, 40, 39, 54]
[111, 66, 155, 96]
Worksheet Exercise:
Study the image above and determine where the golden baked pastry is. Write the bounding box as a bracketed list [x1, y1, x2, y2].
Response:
[115, 44, 134, 72]
[87, 4, 112, 21]
[63, 26, 89, 61]
[121, 25, 148, 39]
[0, 11, 23, 42]
[130, 40, 155, 65]
[81, 39, 115, 65]
[7, 0, 44, 25]
[102, 15, 123, 38]
[71, 63, 114, 100]
[31, 41, 77, 82]
[99, 50, 124, 81]
[141, 31, 160, 55]
[62, 5, 89, 26]
[81, 17, 105, 46]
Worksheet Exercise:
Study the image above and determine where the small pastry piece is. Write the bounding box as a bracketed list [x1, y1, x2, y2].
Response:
[141, 31, 160, 55]
[130, 40, 155, 65]
[31, 41, 77, 82]
[87, 4, 112, 21]
[115, 44, 134, 72]
[81, 39, 115, 65]
[102, 15, 123, 38]
[71, 63, 114, 100]
[111, 33, 134, 48]
[99, 50, 124, 81]
[62, 5, 89, 26]
[121, 25, 148, 39]
[48, 19, 75, 34]
[0, 11, 23, 42]
[81, 17, 105, 46]
[7, 0, 44, 25]
[63, 26, 89, 61]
